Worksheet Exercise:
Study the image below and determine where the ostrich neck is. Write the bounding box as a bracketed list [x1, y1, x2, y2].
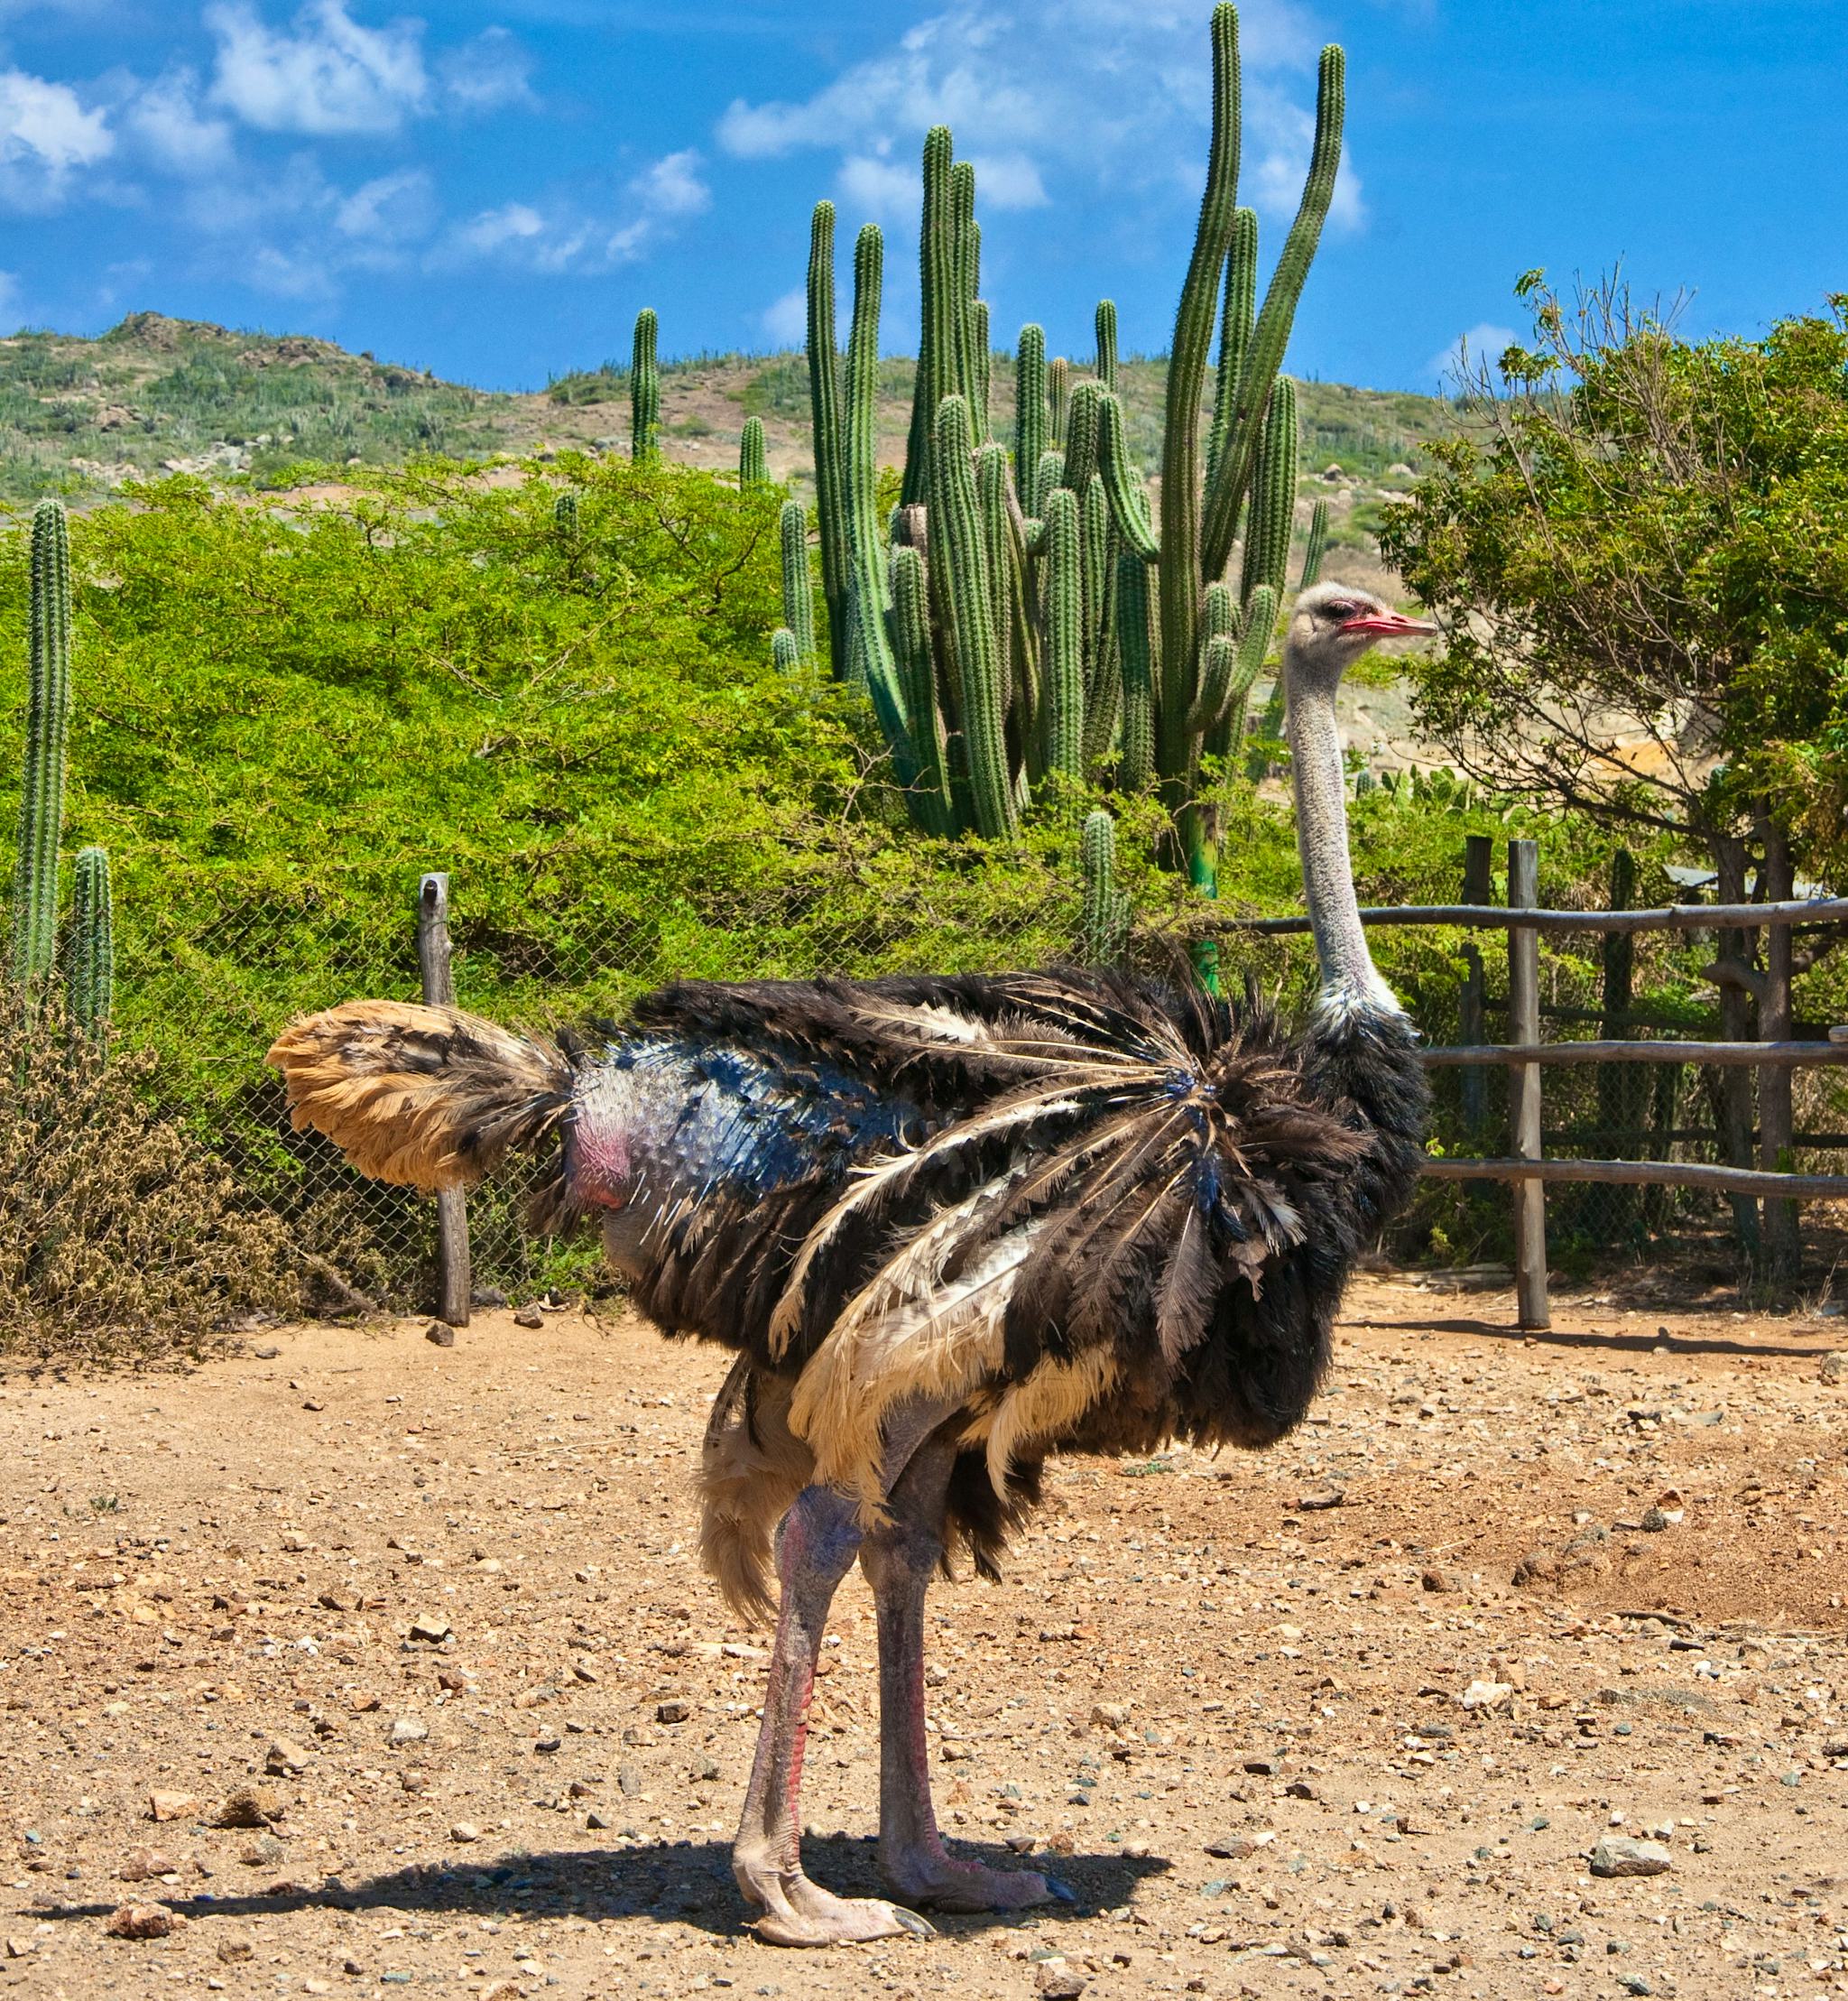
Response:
[1284, 662, 1401, 1021]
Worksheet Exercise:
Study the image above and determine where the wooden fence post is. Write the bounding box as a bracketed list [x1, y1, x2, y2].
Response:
[418, 872, 472, 1329]
[1507, 838, 1549, 1329]
[1760, 828, 1799, 1290]
[1459, 835, 1492, 1134]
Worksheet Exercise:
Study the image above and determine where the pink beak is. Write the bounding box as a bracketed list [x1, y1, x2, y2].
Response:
[1343, 610, 1438, 640]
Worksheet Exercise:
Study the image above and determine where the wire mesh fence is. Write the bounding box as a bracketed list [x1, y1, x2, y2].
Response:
[103, 863, 1848, 1320]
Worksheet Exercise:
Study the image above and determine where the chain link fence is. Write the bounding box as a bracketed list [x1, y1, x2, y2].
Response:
[106, 868, 1848, 1318]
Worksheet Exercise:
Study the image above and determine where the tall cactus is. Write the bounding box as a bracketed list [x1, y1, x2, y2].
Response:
[1298, 496, 1330, 589]
[629, 308, 660, 465]
[783, 5, 1341, 931]
[778, 500, 817, 665]
[738, 415, 767, 487]
[551, 488, 578, 542]
[11, 497, 72, 988]
[67, 843, 112, 1039]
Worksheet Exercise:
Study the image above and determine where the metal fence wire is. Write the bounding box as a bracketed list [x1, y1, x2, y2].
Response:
[110, 871, 1848, 1316]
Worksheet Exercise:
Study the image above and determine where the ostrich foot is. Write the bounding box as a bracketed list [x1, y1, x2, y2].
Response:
[880, 1840, 1076, 1914]
[737, 1861, 935, 1948]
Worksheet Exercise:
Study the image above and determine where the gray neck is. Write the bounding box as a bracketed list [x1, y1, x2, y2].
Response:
[1283, 662, 1401, 1022]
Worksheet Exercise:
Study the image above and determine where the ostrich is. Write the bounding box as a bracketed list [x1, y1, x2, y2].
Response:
[268, 579, 1434, 1946]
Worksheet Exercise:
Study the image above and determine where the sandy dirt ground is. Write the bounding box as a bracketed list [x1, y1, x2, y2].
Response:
[0, 1274, 1844, 2001]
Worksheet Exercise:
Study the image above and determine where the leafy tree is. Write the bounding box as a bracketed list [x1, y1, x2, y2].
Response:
[1379, 277, 1848, 1283]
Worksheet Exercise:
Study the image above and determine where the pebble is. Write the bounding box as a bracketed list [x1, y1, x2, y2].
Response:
[513, 1304, 545, 1329]
[146, 1790, 199, 1823]
[251, 1344, 282, 1360]
[1204, 1833, 1260, 1859]
[408, 1613, 451, 1644]
[1590, 1837, 1674, 1878]
[424, 1321, 456, 1348]
[1461, 1680, 1513, 1710]
[389, 1717, 429, 1746]
[656, 1700, 690, 1725]
[105, 1903, 182, 1940]
[265, 1737, 312, 1775]
[117, 1847, 176, 1881]
[213, 1786, 283, 1828]
[448, 1822, 481, 1844]
[1035, 1968, 1086, 1999]
[1819, 1350, 1848, 1383]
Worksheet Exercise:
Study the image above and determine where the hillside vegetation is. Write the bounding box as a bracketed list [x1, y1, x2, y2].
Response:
[3, 313, 1461, 581]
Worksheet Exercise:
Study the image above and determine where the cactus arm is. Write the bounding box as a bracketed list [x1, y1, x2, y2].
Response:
[67, 844, 112, 1042]
[844, 224, 917, 773]
[1094, 299, 1119, 392]
[1080, 808, 1131, 965]
[11, 497, 72, 988]
[1239, 375, 1298, 607]
[1033, 449, 1065, 520]
[1157, 0, 1240, 817]
[1205, 206, 1258, 496]
[1114, 551, 1157, 793]
[972, 298, 992, 444]
[902, 133, 957, 506]
[1095, 391, 1160, 560]
[771, 627, 802, 673]
[739, 414, 767, 487]
[930, 396, 1017, 839]
[1200, 44, 1344, 581]
[630, 308, 660, 465]
[1217, 583, 1276, 746]
[1060, 379, 1104, 496]
[778, 499, 817, 663]
[1041, 486, 1085, 783]
[1048, 357, 1069, 450]
[891, 543, 955, 833]
[1014, 324, 1047, 506]
[1298, 496, 1329, 589]
[805, 203, 854, 680]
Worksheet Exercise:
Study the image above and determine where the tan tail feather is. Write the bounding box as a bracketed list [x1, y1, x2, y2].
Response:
[266, 999, 568, 1192]
[697, 1360, 813, 1623]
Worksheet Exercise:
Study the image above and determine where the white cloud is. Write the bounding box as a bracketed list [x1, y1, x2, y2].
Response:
[633, 147, 708, 219]
[714, 0, 1337, 231]
[438, 27, 537, 115]
[761, 285, 807, 347]
[1428, 321, 1516, 388]
[0, 67, 113, 208]
[335, 164, 432, 243]
[1248, 94, 1364, 231]
[207, 0, 428, 136]
[836, 153, 917, 224]
[452, 199, 543, 256]
[248, 240, 334, 298]
[123, 68, 235, 175]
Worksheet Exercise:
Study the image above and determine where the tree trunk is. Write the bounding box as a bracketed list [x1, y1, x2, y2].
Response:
[1711, 835, 1760, 1278]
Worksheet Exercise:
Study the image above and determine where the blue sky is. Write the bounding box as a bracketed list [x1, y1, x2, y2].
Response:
[0, 0, 1841, 394]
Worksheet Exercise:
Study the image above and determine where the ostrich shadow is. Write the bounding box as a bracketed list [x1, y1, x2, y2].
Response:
[45, 1836, 1169, 1941]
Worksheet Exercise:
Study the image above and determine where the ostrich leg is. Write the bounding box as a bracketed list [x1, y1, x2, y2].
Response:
[863, 1435, 1073, 1913]
[731, 1399, 953, 1948]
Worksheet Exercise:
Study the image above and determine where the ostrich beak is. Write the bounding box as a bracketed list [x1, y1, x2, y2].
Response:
[1343, 609, 1438, 641]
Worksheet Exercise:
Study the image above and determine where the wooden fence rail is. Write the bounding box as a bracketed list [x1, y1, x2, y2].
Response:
[1216, 842, 1848, 1329]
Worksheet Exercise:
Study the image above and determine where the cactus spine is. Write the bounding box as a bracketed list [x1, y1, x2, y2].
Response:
[738, 415, 767, 487]
[11, 498, 72, 988]
[778, 500, 817, 664]
[629, 308, 660, 466]
[67, 843, 111, 1038]
[1080, 809, 1131, 965]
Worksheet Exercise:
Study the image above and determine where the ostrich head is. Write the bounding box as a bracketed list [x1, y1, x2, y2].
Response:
[1284, 581, 1437, 696]
[1282, 581, 1437, 1023]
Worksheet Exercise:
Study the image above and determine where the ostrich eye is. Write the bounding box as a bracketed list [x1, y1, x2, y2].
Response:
[1326, 601, 1358, 621]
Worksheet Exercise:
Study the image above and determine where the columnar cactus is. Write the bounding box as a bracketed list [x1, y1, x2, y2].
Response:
[630, 308, 660, 465]
[1079, 809, 1132, 966]
[778, 500, 817, 664]
[771, 628, 803, 674]
[552, 489, 578, 542]
[738, 415, 767, 488]
[1298, 497, 1330, 590]
[785, 4, 1341, 952]
[11, 498, 72, 988]
[67, 843, 112, 1039]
